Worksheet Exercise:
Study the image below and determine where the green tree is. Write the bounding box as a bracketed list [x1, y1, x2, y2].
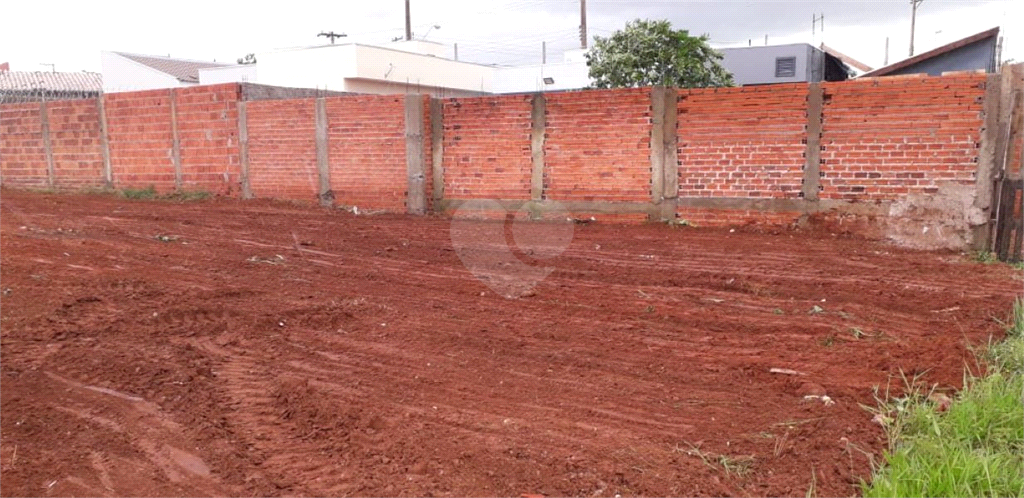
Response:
[585, 19, 734, 89]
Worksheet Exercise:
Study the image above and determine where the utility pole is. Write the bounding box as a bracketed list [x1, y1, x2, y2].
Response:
[884, 37, 889, 66]
[542, 41, 547, 64]
[812, 13, 824, 36]
[995, 35, 1003, 69]
[317, 31, 347, 44]
[454, 43, 458, 61]
[909, 0, 924, 56]
[405, 0, 412, 41]
[579, 0, 587, 49]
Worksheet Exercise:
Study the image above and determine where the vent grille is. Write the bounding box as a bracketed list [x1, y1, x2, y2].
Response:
[775, 57, 797, 78]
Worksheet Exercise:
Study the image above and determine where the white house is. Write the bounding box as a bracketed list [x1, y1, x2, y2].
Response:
[192, 40, 592, 96]
[110, 40, 857, 96]
[101, 51, 232, 93]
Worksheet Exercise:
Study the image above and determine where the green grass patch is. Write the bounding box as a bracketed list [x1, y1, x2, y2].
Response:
[161, 190, 211, 201]
[117, 186, 211, 202]
[861, 299, 1024, 498]
[120, 185, 158, 200]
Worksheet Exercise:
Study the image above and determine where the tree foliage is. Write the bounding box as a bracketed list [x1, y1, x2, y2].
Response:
[585, 19, 734, 89]
[237, 53, 257, 65]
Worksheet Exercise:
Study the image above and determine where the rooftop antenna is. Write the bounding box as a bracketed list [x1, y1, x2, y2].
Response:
[318, 31, 348, 44]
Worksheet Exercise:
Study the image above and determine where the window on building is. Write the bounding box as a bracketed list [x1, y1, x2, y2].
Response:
[775, 57, 797, 78]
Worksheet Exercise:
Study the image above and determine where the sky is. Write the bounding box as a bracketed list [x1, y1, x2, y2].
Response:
[1, 0, 1019, 74]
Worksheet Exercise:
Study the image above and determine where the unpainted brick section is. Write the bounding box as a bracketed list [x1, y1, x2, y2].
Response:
[46, 100, 105, 188]
[174, 84, 242, 195]
[820, 74, 987, 200]
[677, 84, 808, 201]
[104, 89, 177, 192]
[443, 94, 533, 200]
[0, 102, 48, 187]
[325, 95, 407, 211]
[545, 88, 651, 202]
[246, 98, 318, 201]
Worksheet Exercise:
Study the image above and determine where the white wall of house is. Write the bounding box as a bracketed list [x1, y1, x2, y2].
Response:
[350, 44, 494, 93]
[100, 51, 184, 93]
[341, 78, 484, 98]
[491, 61, 590, 94]
[198, 64, 258, 85]
[253, 42, 591, 96]
[719, 44, 815, 85]
[255, 44, 358, 91]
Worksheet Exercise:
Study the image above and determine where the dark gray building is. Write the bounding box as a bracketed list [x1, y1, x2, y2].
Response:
[861, 27, 1000, 78]
[719, 43, 853, 86]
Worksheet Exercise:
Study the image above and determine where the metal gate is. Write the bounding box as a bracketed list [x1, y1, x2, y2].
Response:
[993, 177, 1024, 262]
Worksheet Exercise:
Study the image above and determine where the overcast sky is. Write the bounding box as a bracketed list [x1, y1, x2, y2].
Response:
[1, 0, 1019, 73]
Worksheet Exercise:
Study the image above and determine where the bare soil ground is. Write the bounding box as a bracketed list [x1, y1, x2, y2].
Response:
[0, 190, 1019, 497]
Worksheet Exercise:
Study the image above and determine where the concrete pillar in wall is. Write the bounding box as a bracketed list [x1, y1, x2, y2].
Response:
[404, 94, 427, 215]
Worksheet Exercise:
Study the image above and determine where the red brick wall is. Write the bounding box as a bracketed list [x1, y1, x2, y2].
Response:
[820, 74, 986, 200]
[104, 89, 176, 192]
[677, 84, 808, 200]
[442, 94, 533, 200]
[46, 99, 105, 188]
[0, 76, 1004, 234]
[325, 95, 407, 211]
[545, 88, 651, 202]
[246, 98, 318, 201]
[174, 84, 241, 195]
[0, 102, 48, 187]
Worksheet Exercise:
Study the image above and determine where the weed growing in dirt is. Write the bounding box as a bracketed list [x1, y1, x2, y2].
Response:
[120, 186, 158, 199]
[118, 186, 211, 202]
[162, 190, 211, 201]
[972, 250, 999, 264]
[861, 299, 1024, 497]
[675, 442, 754, 478]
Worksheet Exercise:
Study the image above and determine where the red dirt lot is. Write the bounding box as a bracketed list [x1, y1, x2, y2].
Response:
[0, 190, 1019, 497]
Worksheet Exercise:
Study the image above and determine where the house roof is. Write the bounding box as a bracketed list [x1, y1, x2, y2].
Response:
[819, 43, 873, 73]
[0, 70, 103, 92]
[861, 26, 1000, 77]
[114, 52, 230, 83]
